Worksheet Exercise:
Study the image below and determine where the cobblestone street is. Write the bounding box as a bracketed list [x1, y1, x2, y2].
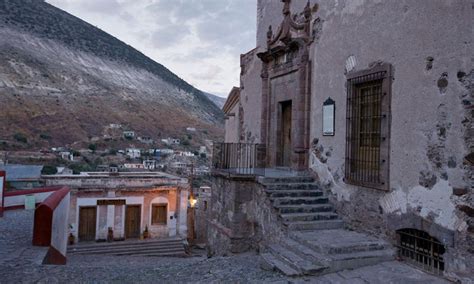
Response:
[0, 210, 450, 283]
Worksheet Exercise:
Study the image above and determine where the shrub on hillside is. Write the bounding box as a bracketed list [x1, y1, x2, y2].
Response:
[39, 133, 51, 140]
[88, 144, 97, 152]
[13, 133, 28, 143]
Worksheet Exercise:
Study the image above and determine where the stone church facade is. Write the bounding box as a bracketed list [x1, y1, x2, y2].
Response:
[212, 0, 473, 281]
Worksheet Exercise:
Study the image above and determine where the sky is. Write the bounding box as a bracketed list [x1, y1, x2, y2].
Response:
[46, 0, 257, 98]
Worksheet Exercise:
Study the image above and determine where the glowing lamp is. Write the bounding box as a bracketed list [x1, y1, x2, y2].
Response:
[189, 196, 198, 208]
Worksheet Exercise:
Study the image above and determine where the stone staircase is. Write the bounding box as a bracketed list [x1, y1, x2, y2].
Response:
[67, 238, 187, 257]
[258, 176, 395, 277]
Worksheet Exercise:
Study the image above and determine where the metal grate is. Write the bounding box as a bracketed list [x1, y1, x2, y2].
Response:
[345, 71, 386, 188]
[397, 229, 445, 275]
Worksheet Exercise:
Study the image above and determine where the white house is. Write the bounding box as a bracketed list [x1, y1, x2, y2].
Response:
[123, 131, 135, 139]
[126, 148, 141, 159]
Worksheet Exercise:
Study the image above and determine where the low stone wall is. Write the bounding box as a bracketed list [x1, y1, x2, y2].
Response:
[33, 187, 70, 265]
[207, 174, 284, 256]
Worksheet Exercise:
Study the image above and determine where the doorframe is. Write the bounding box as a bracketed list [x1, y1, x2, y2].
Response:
[125, 204, 142, 239]
[78, 206, 98, 242]
[277, 100, 293, 167]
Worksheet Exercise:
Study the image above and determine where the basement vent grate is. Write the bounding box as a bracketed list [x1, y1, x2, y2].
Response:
[397, 229, 445, 275]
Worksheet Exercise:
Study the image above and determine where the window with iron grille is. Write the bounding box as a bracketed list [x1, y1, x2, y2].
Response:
[397, 229, 445, 275]
[151, 204, 167, 225]
[345, 63, 392, 191]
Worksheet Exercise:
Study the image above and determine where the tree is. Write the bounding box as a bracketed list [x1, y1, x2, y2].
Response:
[41, 165, 57, 175]
[88, 144, 97, 152]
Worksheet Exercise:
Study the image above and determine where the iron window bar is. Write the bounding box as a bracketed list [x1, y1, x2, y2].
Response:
[397, 229, 445, 275]
[345, 67, 390, 190]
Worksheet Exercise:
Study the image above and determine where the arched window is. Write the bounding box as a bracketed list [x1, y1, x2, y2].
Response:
[397, 228, 445, 274]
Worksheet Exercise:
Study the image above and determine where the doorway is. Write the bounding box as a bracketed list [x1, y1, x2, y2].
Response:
[79, 207, 97, 242]
[279, 100, 292, 167]
[125, 205, 141, 239]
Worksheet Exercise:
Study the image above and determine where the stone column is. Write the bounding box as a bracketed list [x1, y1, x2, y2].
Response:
[260, 62, 270, 167]
[295, 47, 310, 171]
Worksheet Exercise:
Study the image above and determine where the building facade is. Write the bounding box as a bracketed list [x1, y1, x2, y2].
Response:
[217, 0, 473, 280]
[222, 87, 241, 143]
[43, 172, 189, 243]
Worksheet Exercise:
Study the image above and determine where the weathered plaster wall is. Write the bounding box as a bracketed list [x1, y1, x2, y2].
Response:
[51, 192, 70, 259]
[224, 103, 240, 143]
[256, 0, 473, 280]
[240, 49, 263, 143]
[207, 175, 284, 256]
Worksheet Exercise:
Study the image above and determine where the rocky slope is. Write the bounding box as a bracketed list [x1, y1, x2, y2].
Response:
[0, 0, 224, 148]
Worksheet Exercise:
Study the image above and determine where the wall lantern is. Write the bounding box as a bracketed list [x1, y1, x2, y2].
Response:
[323, 98, 335, 136]
[189, 196, 198, 208]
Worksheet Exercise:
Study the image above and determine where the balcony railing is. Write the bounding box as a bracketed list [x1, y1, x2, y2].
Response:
[212, 143, 266, 176]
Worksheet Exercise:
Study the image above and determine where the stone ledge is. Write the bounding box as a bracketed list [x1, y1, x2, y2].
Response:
[387, 213, 455, 247]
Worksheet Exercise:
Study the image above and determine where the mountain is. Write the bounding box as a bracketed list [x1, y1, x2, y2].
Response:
[0, 0, 224, 149]
[204, 92, 227, 109]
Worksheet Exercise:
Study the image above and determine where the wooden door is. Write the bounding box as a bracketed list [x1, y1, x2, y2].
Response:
[125, 205, 141, 239]
[79, 207, 97, 242]
[279, 101, 292, 167]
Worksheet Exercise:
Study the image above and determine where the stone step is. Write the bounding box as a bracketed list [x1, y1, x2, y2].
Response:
[267, 190, 323, 198]
[327, 249, 395, 272]
[281, 212, 339, 222]
[264, 183, 321, 190]
[68, 238, 182, 250]
[280, 237, 331, 265]
[68, 243, 184, 255]
[112, 247, 186, 256]
[284, 220, 345, 231]
[260, 253, 300, 277]
[139, 252, 188, 257]
[277, 204, 335, 214]
[259, 176, 315, 184]
[290, 229, 391, 255]
[268, 244, 327, 275]
[271, 196, 329, 206]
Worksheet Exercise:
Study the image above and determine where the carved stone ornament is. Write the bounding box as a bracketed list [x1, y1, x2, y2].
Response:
[266, 0, 315, 50]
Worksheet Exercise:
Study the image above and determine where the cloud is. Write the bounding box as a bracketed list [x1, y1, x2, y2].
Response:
[46, 0, 257, 97]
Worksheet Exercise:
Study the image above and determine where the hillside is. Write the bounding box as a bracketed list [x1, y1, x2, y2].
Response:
[204, 92, 227, 109]
[0, 0, 224, 150]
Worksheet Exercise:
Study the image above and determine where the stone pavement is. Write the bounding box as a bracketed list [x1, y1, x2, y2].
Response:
[0, 210, 451, 283]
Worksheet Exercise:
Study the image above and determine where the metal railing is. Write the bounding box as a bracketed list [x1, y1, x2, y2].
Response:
[212, 143, 266, 176]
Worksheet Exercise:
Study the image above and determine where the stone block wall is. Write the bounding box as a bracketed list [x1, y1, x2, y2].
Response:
[207, 174, 284, 256]
[239, 48, 263, 143]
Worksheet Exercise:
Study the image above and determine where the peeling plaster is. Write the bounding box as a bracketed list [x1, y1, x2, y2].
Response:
[309, 152, 352, 202]
[380, 180, 465, 232]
